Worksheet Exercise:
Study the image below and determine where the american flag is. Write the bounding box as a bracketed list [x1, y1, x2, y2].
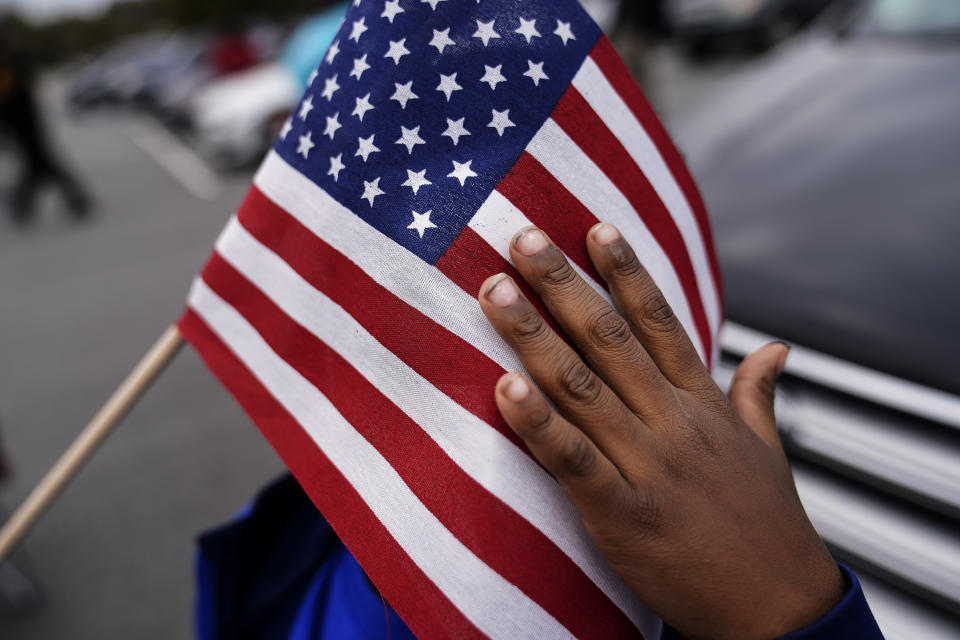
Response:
[179, 0, 723, 637]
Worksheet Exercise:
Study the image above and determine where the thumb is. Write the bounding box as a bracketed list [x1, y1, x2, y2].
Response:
[728, 342, 790, 452]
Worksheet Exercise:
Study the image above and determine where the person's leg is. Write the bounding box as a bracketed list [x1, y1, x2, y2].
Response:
[9, 144, 43, 223]
[43, 152, 90, 218]
[13, 99, 90, 221]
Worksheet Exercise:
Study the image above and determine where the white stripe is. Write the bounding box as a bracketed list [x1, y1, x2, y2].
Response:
[469, 190, 611, 300]
[212, 218, 657, 635]
[187, 277, 572, 639]
[573, 58, 722, 332]
[254, 151, 523, 373]
[527, 119, 707, 361]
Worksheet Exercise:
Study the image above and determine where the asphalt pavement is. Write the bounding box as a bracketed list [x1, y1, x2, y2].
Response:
[0, 49, 748, 638]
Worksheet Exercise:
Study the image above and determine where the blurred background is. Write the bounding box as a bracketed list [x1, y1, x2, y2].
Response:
[0, 0, 958, 637]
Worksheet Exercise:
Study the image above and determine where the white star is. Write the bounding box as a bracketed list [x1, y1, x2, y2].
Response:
[554, 20, 576, 45]
[429, 28, 456, 54]
[396, 125, 426, 154]
[307, 68, 319, 85]
[381, 0, 404, 22]
[349, 17, 368, 43]
[448, 160, 478, 186]
[488, 108, 515, 136]
[352, 93, 374, 121]
[279, 118, 292, 140]
[401, 169, 432, 195]
[384, 38, 411, 65]
[321, 74, 340, 101]
[323, 112, 342, 140]
[325, 40, 340, 64]
[472, 20, 501, 47]
[523, 60, 549, 86]
[354, 0, 362, 6]
[441, 117, 471, 146]
[390, 81, 419, 109]
[297, 131, 315, 159]
[436, 73, 463, 101]
[514, 17, 541, 43]
[298, 95, 314, 120]
[355, 134, 380, 162]
[407, 209, 437, 238]
[421, 0, 447, 9]
[349, 54, 371, 80]
[328, 153, 345, 181]
[480, 64, 507, 91]
[361, 177, 385, 207]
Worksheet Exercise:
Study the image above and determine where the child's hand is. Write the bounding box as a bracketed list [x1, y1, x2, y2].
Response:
[478, 224, 844, 640]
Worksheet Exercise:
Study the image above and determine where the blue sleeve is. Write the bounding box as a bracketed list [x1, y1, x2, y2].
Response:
[661, 565, 884, 640]
[195, 474, 415, 640]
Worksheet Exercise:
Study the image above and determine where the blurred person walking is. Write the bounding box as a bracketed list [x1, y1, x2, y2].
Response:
[0, 25, 90, 224]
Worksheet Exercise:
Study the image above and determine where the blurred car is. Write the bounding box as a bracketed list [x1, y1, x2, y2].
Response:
[68, 27, 279, 122]
[676, 0, 960, 633]
[67, 33, 169, 109]
[668, 0, 834, 55]
[187, 4, 347, 169]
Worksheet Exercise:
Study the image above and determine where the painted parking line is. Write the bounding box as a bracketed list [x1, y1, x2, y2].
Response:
[126, 119, 222, 201]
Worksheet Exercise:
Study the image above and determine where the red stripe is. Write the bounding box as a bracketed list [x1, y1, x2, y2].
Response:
[551, 86, 713, 364]
[236, 186, 521, 451]
[177, 308, 482, 640]
[434, 225, 566, 338]
[497, 151, 607, 290]
[198, 254, 644, 640]
[590, 36, 724, 309]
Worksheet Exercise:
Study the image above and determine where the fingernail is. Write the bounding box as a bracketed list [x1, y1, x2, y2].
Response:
[504, 376, 530, 402]
[591, 223, 620, 246]
[514, 228, 549, 256]
[486, 276, 519, 308]
[775, 342, 791, 376]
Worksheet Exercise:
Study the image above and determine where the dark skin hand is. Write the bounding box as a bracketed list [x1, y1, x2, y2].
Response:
[477, 224, 845, 640]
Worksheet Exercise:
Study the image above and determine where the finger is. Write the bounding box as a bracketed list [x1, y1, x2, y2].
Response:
[478, 273, 650, 466]
[728, 342, 789, 452]
[495, 372, 629, 518]
[508, 227, 674, 418]
[586, 223, 715, 394]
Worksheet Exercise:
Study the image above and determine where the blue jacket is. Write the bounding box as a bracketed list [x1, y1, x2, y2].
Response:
[196, 475, 884, 640]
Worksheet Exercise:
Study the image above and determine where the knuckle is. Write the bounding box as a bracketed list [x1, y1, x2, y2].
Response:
[732, 373, 776, 404]
[557, 433, 596, 479]
[586, 309, 634, 350]
[524, 403, 555, 437]
[632, 293, 682, 340]
[640, 294, 676, 327]
[557, 357, 604, 404]
[611, 245, 645, 278]
[539, 255, 578, 288]
[511, 307, 549, 346]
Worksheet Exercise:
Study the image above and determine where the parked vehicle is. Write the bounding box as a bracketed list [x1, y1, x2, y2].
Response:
[187, 4, 347, 169]
[668, 0, 834, 55]
[676, 0, 960, 634]
[67, 33, 170, 110]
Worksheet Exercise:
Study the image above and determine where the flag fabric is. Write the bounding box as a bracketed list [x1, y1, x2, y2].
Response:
[179, 1, 723, 638]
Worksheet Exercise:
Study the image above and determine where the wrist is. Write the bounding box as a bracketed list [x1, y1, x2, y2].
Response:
[741, 560, 847, 640]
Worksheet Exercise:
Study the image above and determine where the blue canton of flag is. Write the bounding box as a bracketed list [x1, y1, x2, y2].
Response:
[277, 0, 601, 265]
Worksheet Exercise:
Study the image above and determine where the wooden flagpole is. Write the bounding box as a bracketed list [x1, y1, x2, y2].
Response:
[0, 325, 185, 563]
